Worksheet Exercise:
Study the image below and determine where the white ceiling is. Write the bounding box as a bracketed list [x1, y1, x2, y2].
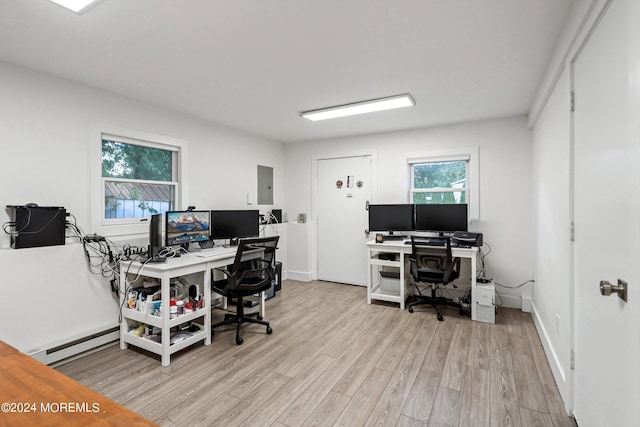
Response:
[0, 0, 572, 143]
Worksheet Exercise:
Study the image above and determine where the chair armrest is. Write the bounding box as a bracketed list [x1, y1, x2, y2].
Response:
[443, 257, 461, 284]
[234, 260, 274, 287]
[214, 266, 232, 278]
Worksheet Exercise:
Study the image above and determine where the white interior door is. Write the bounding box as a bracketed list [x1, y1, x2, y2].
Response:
[317, 156, 372, 285]
[572, 0, 640, 425]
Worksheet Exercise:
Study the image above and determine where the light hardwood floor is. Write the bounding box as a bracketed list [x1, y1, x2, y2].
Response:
[56, 280, 576, 427]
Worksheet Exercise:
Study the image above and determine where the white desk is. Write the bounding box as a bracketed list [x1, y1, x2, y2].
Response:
[366, 240, 479, 320]
[119, 247, 262, 366]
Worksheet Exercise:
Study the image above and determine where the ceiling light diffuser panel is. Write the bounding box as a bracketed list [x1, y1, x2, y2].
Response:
[301, 94, 415, 121]
[49, 0, 101, 14]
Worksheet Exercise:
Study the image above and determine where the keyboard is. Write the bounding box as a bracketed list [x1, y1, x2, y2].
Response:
[410, 239, 446, 247]
[193, 246, 236, 258]
[405, 240, 472, 249]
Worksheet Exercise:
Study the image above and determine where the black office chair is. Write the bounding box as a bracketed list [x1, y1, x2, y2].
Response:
[408, 235, 466, 321]
[211, 236, 279, 344]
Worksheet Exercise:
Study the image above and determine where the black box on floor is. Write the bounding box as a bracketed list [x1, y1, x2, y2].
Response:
[7, 205, 66, 249]
[275, 262, 282, 292]
[265, 262, 282, 301]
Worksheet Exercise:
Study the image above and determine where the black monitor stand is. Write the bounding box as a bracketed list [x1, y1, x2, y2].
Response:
[180, 243, 190, 253]
[146, 245, 166, 263]
[385, 231, 406, 241]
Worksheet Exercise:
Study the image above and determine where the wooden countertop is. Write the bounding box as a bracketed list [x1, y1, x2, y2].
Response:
[0, 341, 157, 426]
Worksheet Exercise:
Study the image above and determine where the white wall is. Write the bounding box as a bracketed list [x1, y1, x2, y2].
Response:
[531, 67, 572, 402]
[284, 116, 534, 307]
[529, 0, 596, 127]
[0, 61, 285, 354]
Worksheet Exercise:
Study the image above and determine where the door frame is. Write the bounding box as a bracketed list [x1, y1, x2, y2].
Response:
[311, 149, 378, 280]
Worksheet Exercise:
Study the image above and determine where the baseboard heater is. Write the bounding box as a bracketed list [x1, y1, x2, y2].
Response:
[29, 327, 119, 365]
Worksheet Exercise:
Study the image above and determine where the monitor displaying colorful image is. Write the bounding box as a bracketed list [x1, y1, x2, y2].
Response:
[165, 210, 210, 246]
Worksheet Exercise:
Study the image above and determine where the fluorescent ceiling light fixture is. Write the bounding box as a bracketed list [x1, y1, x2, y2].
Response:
[301, 94, 415, 121]
[48, 0, 101, 14]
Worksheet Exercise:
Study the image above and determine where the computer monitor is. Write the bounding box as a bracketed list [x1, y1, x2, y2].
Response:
[210, 210, 260, 242]
[368, 204, 415, 235]
[415, 203, 468, 235]
[165, 210, 211, 247]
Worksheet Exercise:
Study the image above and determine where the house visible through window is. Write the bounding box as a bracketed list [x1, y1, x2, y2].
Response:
[102, 139, 177, 221]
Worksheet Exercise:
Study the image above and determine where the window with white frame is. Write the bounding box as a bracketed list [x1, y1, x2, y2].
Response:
[90, 124, 186, 236]
[102, 137, 177, 221]
[410, 158, 468, 204]
[407, 148, 479, 220]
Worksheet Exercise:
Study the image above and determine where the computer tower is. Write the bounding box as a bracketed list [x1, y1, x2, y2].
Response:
[475, 281, 496, 324]
[8, 206, 66, 249]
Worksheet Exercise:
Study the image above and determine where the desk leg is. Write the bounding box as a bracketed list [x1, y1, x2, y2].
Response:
[470, 254, 477, 321]
[161, 272, 171, 367]
[119, 267, 128, 350]
[204, 269, 211, 346]
[366, 247, 372, 305]
[259, 291, 266, 319]
[399, 248, 406, 310]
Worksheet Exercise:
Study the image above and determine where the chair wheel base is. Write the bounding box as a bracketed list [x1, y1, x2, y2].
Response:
[236, 336, 244, 345]
[437, 313, 444, 321]
[408, 307, 414, 313]
[266, 326, 273, 334]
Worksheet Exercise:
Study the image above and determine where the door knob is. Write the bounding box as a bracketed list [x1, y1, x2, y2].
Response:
[599, 279, 628, 302]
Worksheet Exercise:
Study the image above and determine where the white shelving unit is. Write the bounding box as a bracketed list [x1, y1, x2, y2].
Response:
[119, 248, 264, 366]
[121, 307, 207, 355]
[366, 243, 411, 309]
[119, 255, 213, 367]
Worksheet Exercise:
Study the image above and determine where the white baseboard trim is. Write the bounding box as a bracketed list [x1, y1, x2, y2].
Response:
[286, 270, 314, 282]
[498, 293, 523, 309]
[530, 301, 571, 414]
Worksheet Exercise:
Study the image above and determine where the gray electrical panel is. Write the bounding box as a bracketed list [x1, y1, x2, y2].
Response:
[257, 165, 273, 205]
